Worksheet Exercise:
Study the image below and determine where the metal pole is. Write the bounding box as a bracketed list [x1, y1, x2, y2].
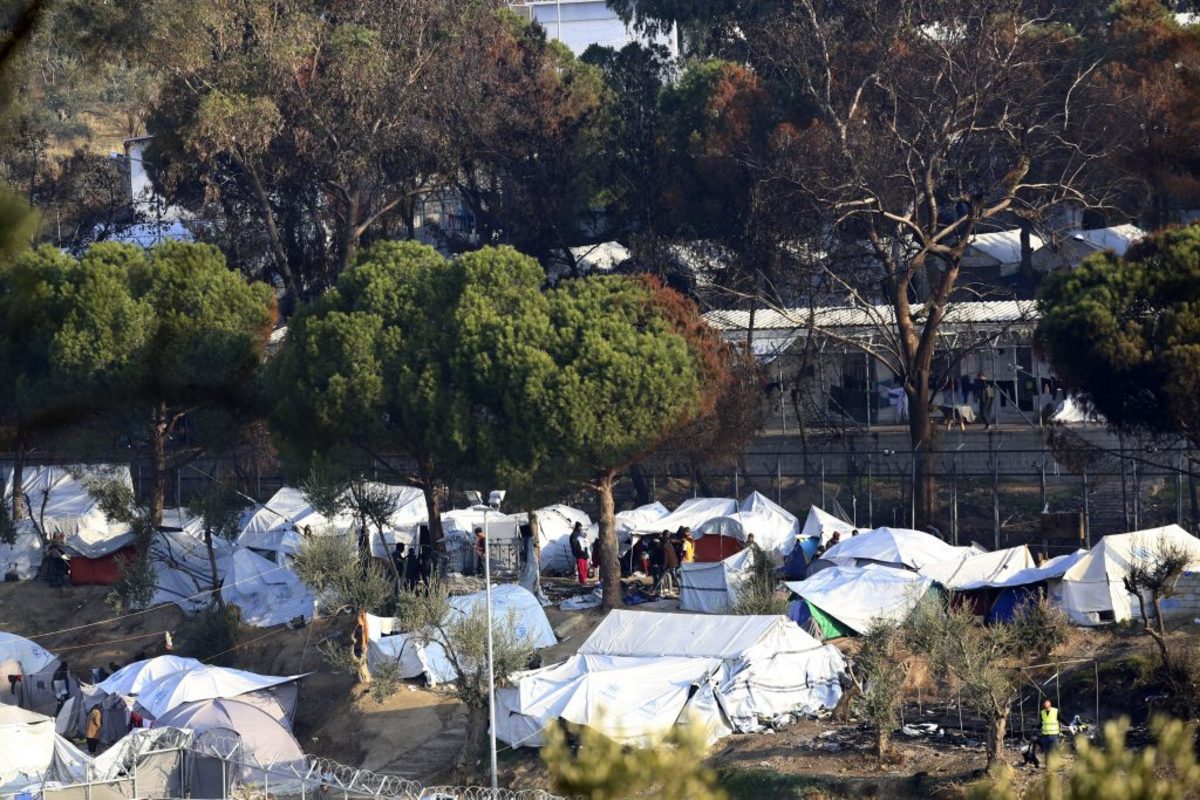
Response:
[951, 453, 959, 546]
[1178, 452, 1185, 527]
[776, 459, 782, 504]
[820, 459, 826, 508]
[734, 466, 739, 498]
[484, 508, 498, 796]
[992, 432, 1000, 550]
[1094, 659, 1100, 727]
[867, 458, 873, 528]
[1083, 465, 1091, 547]
[556, 0, 562, 40]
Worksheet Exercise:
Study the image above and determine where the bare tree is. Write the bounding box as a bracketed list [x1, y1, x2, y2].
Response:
[738, 0, 1117, 526]
[1124, 538, 1194, 691]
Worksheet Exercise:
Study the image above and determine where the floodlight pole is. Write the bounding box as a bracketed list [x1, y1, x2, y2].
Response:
[483, 504, 499, 796]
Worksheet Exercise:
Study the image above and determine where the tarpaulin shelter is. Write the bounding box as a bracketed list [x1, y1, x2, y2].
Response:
[919, 546, 1035, 590]
[0, 632, 72, 716]
[577, 610, 845, 732]
[6, 466, 135, 559]
[149, 517, 235, 612]
[0, 520, 42, 581]
[98, 656, 204, 697]
[821, 527, 969, 570]
[800, 507, 856, 546]
[526, 505, 592, 574]
[679, 549, 754, 613]
[645, 498, 738, 536]
[598, 502, 671, 554]
[367, 584, 556, 685]
[134, 665, 302, 720]
[1051, 525, 1200, 625]
[785, 565, 934, 638]
[220, 549, 314, 628]
[0, 705, 89, 795]
[236, 486, 357, 559]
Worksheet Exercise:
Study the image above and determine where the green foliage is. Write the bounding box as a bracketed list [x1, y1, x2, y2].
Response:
[970, 716, 1200, 800]
[853, 619, 909, 758]
[293, 535, 394, 616]
[729, 544, 787, 615]
[178, 604, 241, 667]
[542, 713, 727, 800]
[104, 517, 158, 612]
[393, 580, 535, 709]
[188, 482, 248, 544]
[1038, 226, 1200, 446]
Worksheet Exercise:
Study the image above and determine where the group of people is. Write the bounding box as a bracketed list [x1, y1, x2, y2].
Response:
[391, 538, 432, 591]
[942, 372, 999, 430]
[568, 523, 698, 596]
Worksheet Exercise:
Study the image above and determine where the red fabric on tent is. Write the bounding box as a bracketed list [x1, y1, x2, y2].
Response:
[693, 535, 745, 563]
[70, 547, 137, 585]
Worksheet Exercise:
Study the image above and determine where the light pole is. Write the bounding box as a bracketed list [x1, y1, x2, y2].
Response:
[483, 498, 499, 795]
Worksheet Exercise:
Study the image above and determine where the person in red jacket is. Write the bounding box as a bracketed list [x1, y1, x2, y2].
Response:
[569, 523, 590, 584]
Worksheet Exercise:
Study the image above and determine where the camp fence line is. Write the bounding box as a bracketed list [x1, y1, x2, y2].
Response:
[29, 728, 568, 800]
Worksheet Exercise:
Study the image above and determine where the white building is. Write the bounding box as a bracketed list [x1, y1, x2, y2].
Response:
[510, 0, 677, 56]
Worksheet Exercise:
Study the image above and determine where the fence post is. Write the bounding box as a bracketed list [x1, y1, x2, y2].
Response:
[1178, 452, 1185, 527]
[1083, 465, 1091, 547]
[820, 459, 825, 508]
[132, 751, 138, 800]
[991, 432, 1000, 550]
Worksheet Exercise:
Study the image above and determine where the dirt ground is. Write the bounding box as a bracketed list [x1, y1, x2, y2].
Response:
[3, 579, 1197, 797]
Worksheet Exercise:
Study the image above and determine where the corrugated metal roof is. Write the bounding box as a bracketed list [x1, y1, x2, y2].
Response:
[705, 300, 1038, 332]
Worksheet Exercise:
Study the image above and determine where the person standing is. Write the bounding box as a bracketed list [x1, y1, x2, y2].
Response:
[392, 542, 407, 585]
[1032, 699, 1060, 767]
[86, 705, 102, 754]
[656, 531, 680, 596]
[405, 544, 421, 592]
[569, 522, 590, 585]
[978, 372, 996, 430]
[681, 529, 695, 564]
[474, 527, 487, 577]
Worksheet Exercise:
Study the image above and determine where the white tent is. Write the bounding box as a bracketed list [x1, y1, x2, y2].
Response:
[578, 610, 845, 732]
[679, 549, 754, 614]
[737, 492, 800, 555]
[6, 466, 133, 557]
[1052, 525, 1200, 625]
[786, 565, 934, 635]
[0, 520, 42, 580]
[800, 507, 856, 546]
[150, 520, 235, 612]
[441, 506, 520, 543]
[98, 656, 204, 696]
[644, 498, 738, 534]
[153, 699, 305, 773]
[0, 632, 57, 678]
[367, 584, 556, 685]
[822, 526, 969, 570]
[529, 505, 592, 574]
[586, 502, 671, 553]
[496, 655, 725, 748]
[1051, 396, 1103, 424]
[236, 486, 357, 557]
[135, 665, 301, 719]
[0, 705, 89, 795]
[364, 485, 428, 558]
[220, 549, 314, 628]
[919, 546, 1036, 591]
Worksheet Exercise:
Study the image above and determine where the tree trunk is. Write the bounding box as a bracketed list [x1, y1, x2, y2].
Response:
[595, 470, 624, 611]
[11, 433, 27, 520]
[150, 403, 167, 527]
[876, 726, 891, 759]
[629, 463, 652, 507]
[205, 528, 225, 610]
[356, 608, 371, 683]
[986, 712, 1009, 769]
[907, 381, 936, 529]
[419, 463, 444, 566]
[458, 704, 490, 779]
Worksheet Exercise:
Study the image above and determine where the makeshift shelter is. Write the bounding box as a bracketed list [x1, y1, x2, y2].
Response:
[919, 546, 1035, 591]
[785, 565, 934, 638]
[236, 486, 356, 559]
[679, 549, 754, 613]
[821, 527, 968, 570]
[364, 485, 428, 558]
[1052, 525, 1200, 625]
[150, 519, 235, 612]
[154, 699, 305, 774]
[441, 506, 520, 542]
[528, 505, 592, 574]
[577, 610, 845, 731]
[690, 493, 800, 563]
[220, 549, 314, 628]
[0, 632, 67, 715]
[587, 502, 672, 558]
[366, 585, 556, 685]
[646, 498, 738, 536]
[6, 466, 134, 558]
[690, 517, 748, 562]
[0, 520, 42, 581]
[800, 506, 856, 545]
[135, 665, 301, 720]
[0, 705, 89, 795]
[54, 685, 132, 746]
[98, 656, 204, 696]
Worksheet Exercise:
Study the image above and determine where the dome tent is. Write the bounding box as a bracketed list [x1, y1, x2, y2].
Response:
[785, 565, 935, 639]
[154, 699, 304, 776]
[821, 526, 969, 570]
[0, 705, 89, 795]
[98, 656, 203, 696]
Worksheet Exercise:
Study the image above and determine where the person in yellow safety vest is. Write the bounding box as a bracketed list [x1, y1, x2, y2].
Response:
[1032, 698, 1060, 768]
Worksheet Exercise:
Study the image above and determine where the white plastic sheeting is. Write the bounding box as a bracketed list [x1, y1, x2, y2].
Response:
[5, 466, 134, 557]
[236, 486, 357, 556]
[441, 506, 520, 544]
[150, 521, 235, 612]
[645, 498, 738, 535]
[98, 656, 204, 696]
[135, 665, 301, 719]
[800, 507, 856, 545]
[786, 565, 934, 634]
[1051, 396, 1103, 424]
[0, 705, 89, 795]
[737, 492, 801, 555]
[0, 520, 42, 580]
[822, 527, 968, 570]
[365, 485, 428, 558]
[1052, 525, 1200, 625]
[529, 505, 592, 574]
[919, 546, 1036, 591]
[679, 549, 754, 614]
[0, 632, 57, 676]
[367, 585, 556, 685]
[587, 502, 671, 552]
[220, 549, 314, 628]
